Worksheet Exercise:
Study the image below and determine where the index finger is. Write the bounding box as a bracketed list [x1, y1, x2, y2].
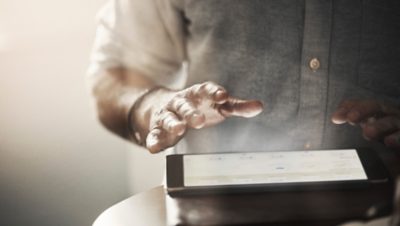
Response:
[332, 100, 383, 124]
[347, 100, 382, 124]
[349, 101, 400, 124]
[219, 98, 264, 118]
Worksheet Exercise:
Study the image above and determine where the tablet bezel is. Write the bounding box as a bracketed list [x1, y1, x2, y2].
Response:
[166, 148, 390, 196]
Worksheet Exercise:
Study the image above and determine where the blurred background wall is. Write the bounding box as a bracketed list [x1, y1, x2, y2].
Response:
[0, 0, 164, 225]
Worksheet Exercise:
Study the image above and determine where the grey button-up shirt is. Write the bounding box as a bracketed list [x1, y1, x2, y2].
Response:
[90, 0, 400, 154]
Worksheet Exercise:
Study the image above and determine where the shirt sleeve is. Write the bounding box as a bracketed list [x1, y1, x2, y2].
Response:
[87, 0, 186, 88]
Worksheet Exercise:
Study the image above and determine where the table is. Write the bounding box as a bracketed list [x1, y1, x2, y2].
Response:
[93, 186, 392, 226]
[93, 186, 166, 226]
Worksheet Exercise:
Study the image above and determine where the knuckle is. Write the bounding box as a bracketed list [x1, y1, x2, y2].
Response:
[196, 83, 208, 94]
[204, 81, 219, 91]
[176, 99, 190, 113]
[168, 97, 185, 111]
[183, 85, 200, 98]
[164, 111, 175, 118]
[193, 84, 203, 92]
[203, 81, 216, 86]
[181, 106, 194, 117]
[164, 114, 176, 126]
[202, 82, 216, 93]
[174, 90, 186, 98]
[199, 82, 208, 88]
[166, 96, 178, 109]
[184, 110, 196, 119]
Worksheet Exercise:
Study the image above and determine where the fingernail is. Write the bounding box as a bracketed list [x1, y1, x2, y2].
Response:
[245, 107, 263, 118]
[331, 108, 347, 124]
[332, 117, 346, 124]
[146, 133, 158, 147]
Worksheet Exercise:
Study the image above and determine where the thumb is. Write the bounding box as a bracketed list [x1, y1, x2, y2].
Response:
[219, 98, 264, 118]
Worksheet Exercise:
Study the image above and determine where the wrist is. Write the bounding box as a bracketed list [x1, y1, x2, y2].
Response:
[127, 87, 173, 145]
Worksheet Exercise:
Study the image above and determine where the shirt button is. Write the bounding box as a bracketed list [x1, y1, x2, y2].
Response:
[309, 58, 320, 72]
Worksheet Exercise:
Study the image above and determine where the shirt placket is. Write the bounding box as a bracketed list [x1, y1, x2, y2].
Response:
[297, 0, 333, 149]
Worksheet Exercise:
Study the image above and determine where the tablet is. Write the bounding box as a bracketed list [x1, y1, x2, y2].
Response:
[166, 148, 389, 196]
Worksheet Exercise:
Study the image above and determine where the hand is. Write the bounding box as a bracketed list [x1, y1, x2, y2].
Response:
[135, 81, 263, 153]
[331, 99, 400, 149]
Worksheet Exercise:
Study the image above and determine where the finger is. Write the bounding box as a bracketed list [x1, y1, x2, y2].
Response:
[157, 110, 186, 136]
[384, 131, 400, 149]
[332, 100, 357, 124]
[219, 98, 264, 118]
[362, 116, 400, 140]
[146, 125, 185, 153]
[168, 98, 206, 129]
[333, 100, 400, 125]
[347, 100, 386, 124]
[188, 81, 229, 104]
[146, 127, 165, 153]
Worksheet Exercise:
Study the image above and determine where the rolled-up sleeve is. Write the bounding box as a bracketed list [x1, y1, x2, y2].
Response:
[88, 0, 186, 87]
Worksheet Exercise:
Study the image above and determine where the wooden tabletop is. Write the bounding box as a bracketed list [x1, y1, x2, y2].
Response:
[93, 186, 392, 226]
[93, 186, 166, 226]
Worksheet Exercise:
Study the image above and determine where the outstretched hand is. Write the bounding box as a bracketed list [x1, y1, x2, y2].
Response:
[140, 81, 263, 153]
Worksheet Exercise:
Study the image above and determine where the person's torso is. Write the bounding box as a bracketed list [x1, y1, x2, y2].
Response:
[169, 0, 400, 154]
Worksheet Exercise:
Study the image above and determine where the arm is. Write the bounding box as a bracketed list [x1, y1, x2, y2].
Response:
[89, 1, 264, 152]
[89, 67, 157, 140]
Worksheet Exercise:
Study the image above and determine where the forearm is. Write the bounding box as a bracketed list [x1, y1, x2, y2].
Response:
[88, 67, 159, 140]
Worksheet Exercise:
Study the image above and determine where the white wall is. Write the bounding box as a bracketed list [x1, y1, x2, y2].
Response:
[0, 0, 164, 225]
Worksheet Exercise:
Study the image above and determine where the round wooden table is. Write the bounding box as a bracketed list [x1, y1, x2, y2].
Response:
[93, 186, 166, 226]
[93, 186, 390, 226]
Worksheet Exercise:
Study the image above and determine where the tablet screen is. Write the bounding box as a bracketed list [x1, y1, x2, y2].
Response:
[183, 149, 368, 187]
